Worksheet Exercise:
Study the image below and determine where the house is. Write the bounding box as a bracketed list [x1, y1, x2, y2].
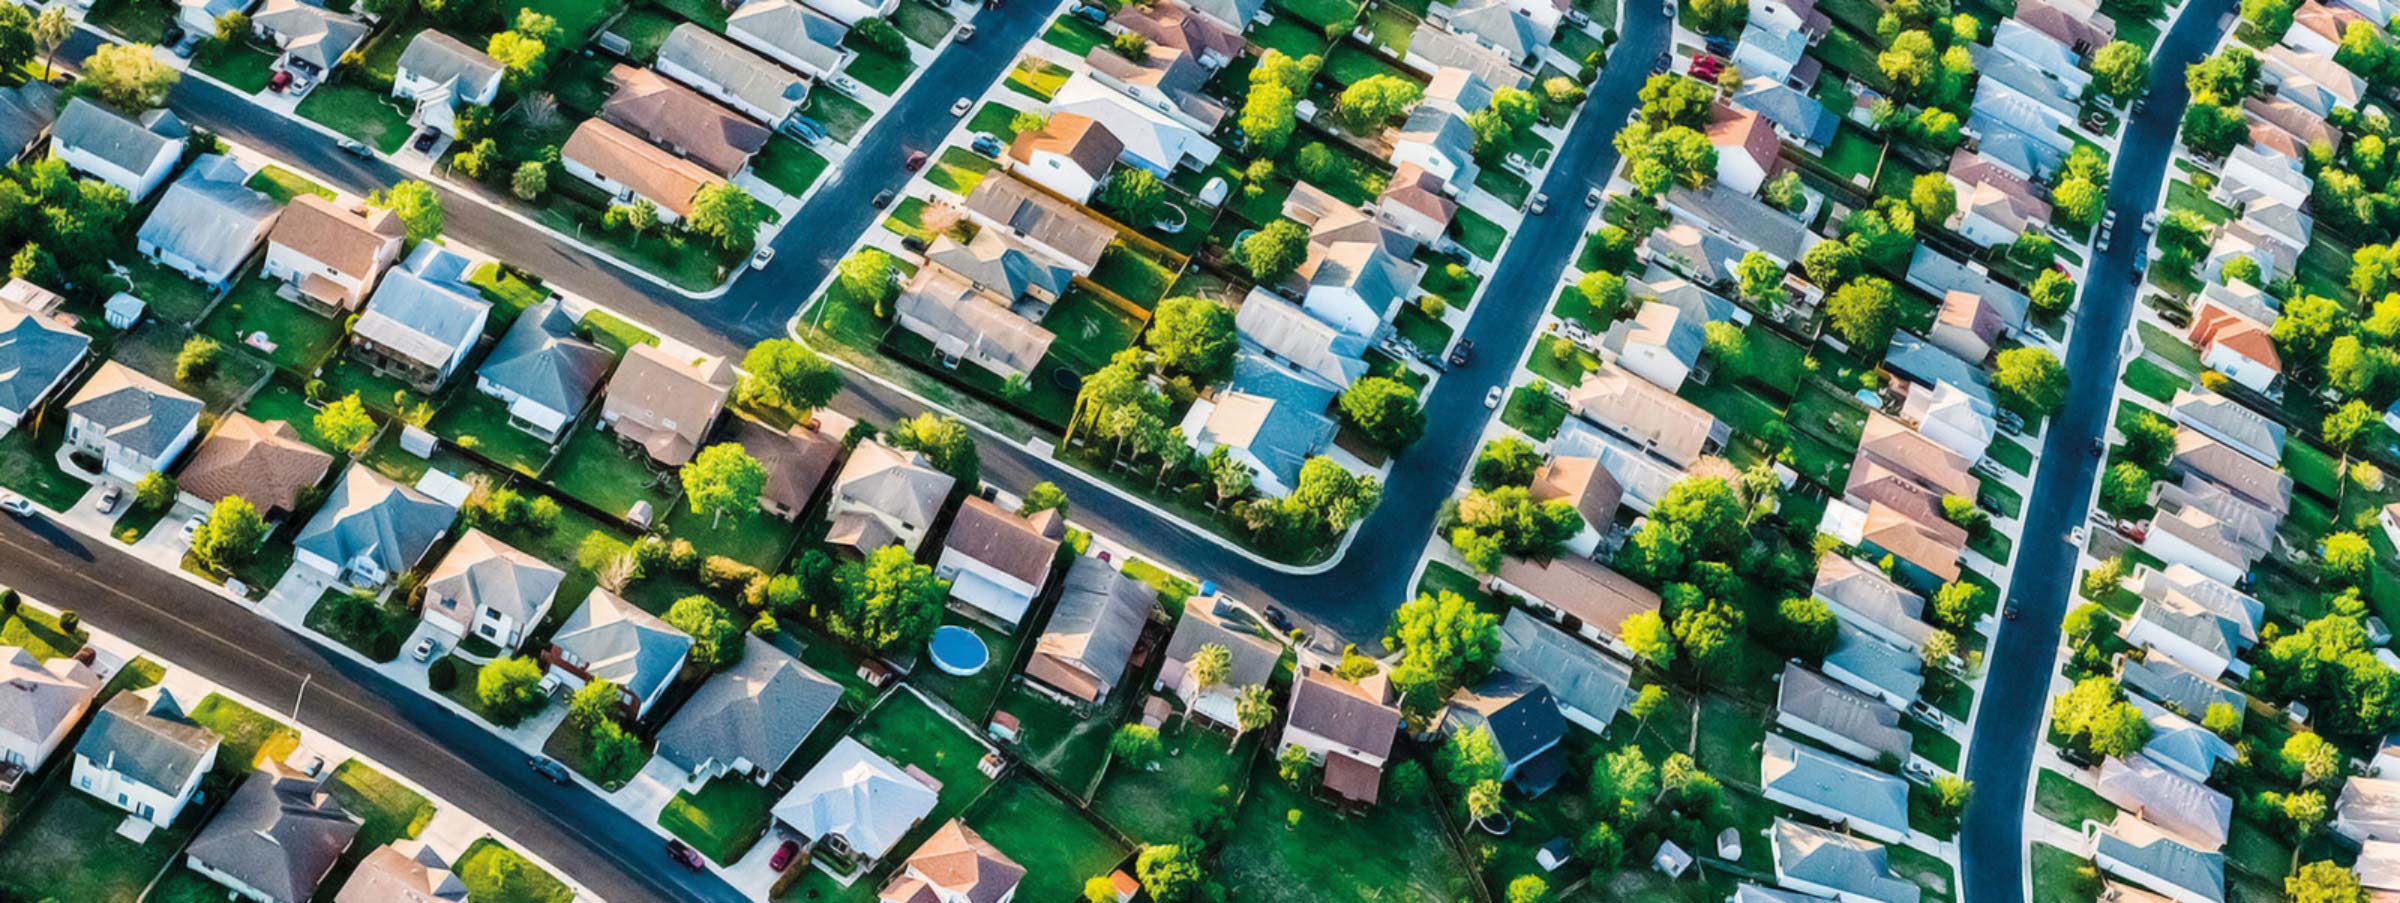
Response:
[2336, 0, 2397, 24]
[794, 0, 894, 26]
[2204, 225, 2279, 284]
[2095, 755, 2232, 848]
[1486, 555, 1661, 655]
[1887, 338, 1999, 461]
[936, 497, 1063, 626]
[1391, 67, 1489, 187]
[2186, 282, 2281, 393]
[1281, 186, 1425, 339]
[1235, 289, 1370, 390]
[1735, 885, 1845, 903]
[2130, 695, 2239, 784]
[1082, 44, 1228, 135]
[137, 154, 280, 291]
[561, 119, 726, 224]
[178, 414, 335, 520]
[1377, 163, 1457, 246]
[1906, 245, 2031, 334]
[824, 439, 955, 556]
[657, 635, 842, 785]
[891, 266, 1056, 380]
[420, 530, 564, 650]
[1563, 364, 1728, 468]
[1853, 501, 1965, 588]
[2216, 143, 2313, 210]
[1732, 77, 1838, 151]
[1440, 0, 1557, 64]
[1403, 22, 1534, 91]
[2016, 0, 2114, 52]
[262, 195, 406, 314]
[731, 415, 846, 521]
[1024, 556, 1155, 706]
[2170, 389, 2284, 467]
[1441, 671, 1567, 793]
[655, 24, 811, 130]
[727, 0, 853, 80]
[0, 646, 100, 788]
[1733, 18, 1812, 88]
[1530, 455, 1624, 556]
[1005, 113, 1122, 204]
[1760, 734, 1911, 844]
[1664, 185, 1818, 265]
[1178, 378, 1338, 498]
[1110, 0, 1245, 69]
[1769, 818, 1922, 903]
[350, 244, 490, 392]
[0, 290, 88, 439]
[876, 820, 1024, 903]
[2261, 45, 2364, 117]
[925, 230, 1077, 310]
[2342, 777, 2400, 844]
[602, 65, 769, 179]
[1643, 221, 1747, 288]
[1992, 20, 2093, 93]
[0, 80, 58, 161]
[1156, 603, 1282, 729]
[1963, 113, 2069, 181]
[183, 761, 362, 903]
[599, 343, 737, 469]
[1824, 621, 1924, 708]
[1050, 73, 1222, 176]
[50, 98, 186, 203]
[2094, 816, 2226, 903]
[2130, 564, 2265, 642]
[2141, 476, 2276, 586]
[71, 689, 219, 828]
[2359, 842, 2400, 897]
[1707, 104, 1780, 196]
[2120, 652, 2244, 725]
[2124, 587, 2252, 679]
[475, 300, 612, 442]
[1494, 610, 1633, 734]
[771, 737, 940, 867]
[1946, 151, 2052, 251]
[335, 842, 468, 903]
[961, 175, 1115, 275]
[65, 362, 201, 483]
[1603, 300, 1707, 393]
[1282, 671, 1401, 805]
[542, 589, 692, 722]
[251, 0, 369, 83]
[2172, 428, 2293, 516]
[1774, 663, 1911, 765]
[178, 0, 254, 40]
[293, 464, 458, 591]
[391, 32, 505, 137]
[1927, 290, 2004, 363]
[2245, 95, 2340, 158]
[1811, 554, 1938, 652]
[1845, 416, 1977, 541]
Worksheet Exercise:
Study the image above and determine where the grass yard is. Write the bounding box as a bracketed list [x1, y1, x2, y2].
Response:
[1448, 207, 1506, 260]
[1553, 283, 1615, 332]
[662, 502, 800, 571]
[2121, 357, 2190, 403]
[968, 102, 1026, 141]
[241, 378, 353, 453]
[1042, 15, 1109, 55]
[2165, 178, 2235, 225]
[199, 277, 346, 374]
[1909, 719, 1962, 771]
[1248, 18, 1329, 57]
[2136, 321, 2204, 374]
[110, 320, 271, 415]
[657, 777, 777, 864]
[2033, 769, 2119, 830]
[1502, 386, 1567, 440]
[428, 391, 558, 476]
[1393, 302, 1453, 355]
[1475, 165, 1533, 208]
[2031, 843, 2103, 903]
[327, 759, 435, 845]
[803, 90, 875, 144]
[1042, 287, 1147, 373]
[1528, 334, 1600, 385]
[246, 165, 335, 205]
[610, 6, 681, 60]
[1089, 244, 1178, 307]
[927, 146, 998, 196]
[195, 43, 278, 93]
[86, 0, 176, 42]
[579, 309, 657, 355]
[909, 614, 1020, 716]
[1221, 756, 1473, 903]
[0, 781, 195, 903]
[117, 255, 216, 326]
[0, 608, 88, 661]
[994, 683, 1114, 789]
[455, 838, 576, 903]
[545, 425, 679, 523]
[1988, 435, 2034, 476]
[966, 779, 1131, 903]
[842, 41, 916, 95]
[1322, 43, 1411, 87]
[895, 0, 957, 44]
[297, 84, 416, 154]
[1364, 2, 1417, 51]
[189, 693, 301, 776]
[752, 137, 831, 198]
[0, 414, 87, 511]
[1273, 0, 1361, 28]
[1004, 57, 1073, 102]
[1092, 724, 1252, 844]
[304, 590, 416, 662]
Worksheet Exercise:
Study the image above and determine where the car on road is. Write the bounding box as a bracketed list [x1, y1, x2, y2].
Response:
[94, 486, 121, 515]
[0, 493, 31, 518]
[2101, 210, 2118, 231]
[529, 757, 572, 784]
[1652, 52, 1671, 73]
[666, 840, 706, 871]
[955, 23, 976, 41]
[904, 150, 928, 171]
[2067, 525, 2089, 547]
[871, 189, 895, 208]
[770, 841, 801, 871]
[1584, 187, 1602, 208]
[950, 97, 973, 117]
[1263, 605, 1293, 633]
[1664, 0, 1674, 16]
[1449, 339, 1473, 367]
[2141, 211, 2159, 234]
[1527, 193, 1547, 214]
[1483, 386, 1503, 409]
[2091, 438, 2104, 457]
[2133, 254, 2149, 278]
[2096, 224, 2112, 251]
[2132, 98, 2147, 115]
[749, 246, 775, 270]
[2004, 603, 2021, 621]
[336, 139, 373, 159]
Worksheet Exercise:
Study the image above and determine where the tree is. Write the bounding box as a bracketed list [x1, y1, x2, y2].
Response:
[1764, 595, 1837, 658]
[688, 184, 765, 252]
[2030, 269, 2076, 316]
[1802, 240, 1860, 289]
[315, 393, 376, 456]
[2324, 532, 2374, 585]
[1993, 347, 2068, 415]
[31, 7, 68, 80]
[835, 248, 901, 313]
[2242, 0, 2299, 36]
[1929, 775, 1972, 821]
[1736, 251, 1787, 310]
[2288, 860, 2364, 903]
[134, 471, 175, 512]
[566, 679, 622, 730]
[664, 596, 743, 672]
[1237, 219, 1309, 280]
[1134, 844, 1203, 903]
[1019, 482, 1069, 518]
[2182, 101, 2249, 156]
[1110, 30, 1149, 58]
[1084, 877, 1119, 903]
[1235, 684, 1274, 737]
[1340, 73, 1424, 126]
[1827, 277, 1899, 353]
[486, 30, 547, 85]
[2052, 177, 2104, 227]
[2101, 462, 2154, 514]
[1671, 600, 1746, 677]
[510, 161, 547, 200]
[889, 412, 979, 486]
[190, 497, 267, 570]
[175, 335, 220, 383]
[830, 546, 949, 653]
[1338, 376, 1425, 450]
[1908, 171, 1957, 225]
[1472, 436, 1542, 490]
[1111, 724, 1164, 769]
[1638, 74, 1718, 128]
[79, 43, 178, 111]
[1688, 0, 1748, 34]
[1907, 107, 1963, 152]
[852, 16, 906, 54]
[1098, 169, 1166, 223]
[1931, 581, 1988, 631]
[1437, 726, 1504, 788]
[2285, 731, 2343, 786]
[1190, 643, 1231, 692]
[369, 180, 443, 244]
[679, 443, 765, 527]
[1592, 746, 1658, 815]
[2274, 294, 2347, 374]
[1387, 590, 1500, 698]
[2051, 676, 2152, 758]
[477, 656, 548, 724]
[1763, 169, 1805, 211]
[2088, 40, 2151, 100]
[1842, 205, 1916, 268]
[1145, 296, 1237, 381]
[1241, 51, 1317, 153]
[2327, 399, 2378, 451]
[738, 339, 839, 415]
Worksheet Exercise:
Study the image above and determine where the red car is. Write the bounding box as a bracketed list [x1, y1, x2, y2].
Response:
[666, 839, 705, 871]
[903, 150, 928, 171]
[268, 70, 292, 92]
[769, 840, 801, 871]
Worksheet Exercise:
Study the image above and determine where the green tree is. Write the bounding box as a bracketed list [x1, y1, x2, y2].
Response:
[1019, 482, 1069, 517]
[1098, 169, 1166, 223]
[476, 656, 548, 724]
[2203, 701, 2242, 737]
[1145, 296, 1237, 381]
[1687, 0, 1748, 34]
[566, 678, 622, 730]
[79, 43, 178, 111]
[134, 471, 175, 512]
[836, 248, 901, 311]
[1436, 725, 1504, 788]
[315, 393, 376, 455]
[1338, 376, 1425, 450]
[889, 412, 979, 486]
[852, 16, 905, 54]
[688, 183, 765, 252]
[2242, 0, 2299, 36]
[1827, 277, 1900, 355]
[1339, 73, 1424, 126]
[486, 29, 547, 85]
[509, 160, 547, 200]
[680, 443, 766, 527]
[738, 339, 840, 415]
[31, 7, 69, 81]
[2030, 269, 2076, 316]
[1472, 436, 1542, 490]
[1909, 171, 1957, 224]
[1111, 724, 1165, 769]
[1736, 251, 1787, 310]
[1188, 642, 1231, 692]
[190, 496, 267, 570]
[174, 335, 220, 383]
[1237, 219, 1309, 280]
[2051, 676, 2152, 758]
[1638, 73, 1718, 128]
[2287, 860, 2364, 903]
[1993, 347, 2068, 415]
[1802, 240, 1860, 289]
[2324, 532, 2374, 585]
[1507, 875, 1550, 903]
[1931, 581, 1989, 631]
[2285, 731, 2343, 786]
[1235, 684, 1274, 738]
[2091, 40, 2150, 99]
[1592, 745, 1658, 815]
[830, 546, 949, 653]
[369, 180, 443, 244]
[2100, 461, 2154, 514]
[1387, 590, 1500, 698]
[1703, 321, 1750, 374]
[1765, 595, 1838, 658]
[1134, 844, 1204, 903]
[666, 596, 743, 671]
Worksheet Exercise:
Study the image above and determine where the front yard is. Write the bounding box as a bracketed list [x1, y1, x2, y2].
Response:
[456, 838, 577, 903]
[298, 83, 416, 154]
[657, 777, 777, 865]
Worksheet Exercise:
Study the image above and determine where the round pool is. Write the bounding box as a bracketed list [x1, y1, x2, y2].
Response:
[928, 626, 989, 676]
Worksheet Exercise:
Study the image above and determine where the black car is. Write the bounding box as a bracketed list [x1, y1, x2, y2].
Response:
[1448, 339, 1474, 367]
[871, 189, 896, 209]
[412, 129, 439, 153]
[1263, 605, 1293, 633]
[528, 757, 571, 784]
[666, 839, 706, 871]
[1651, 52, 1671, 73]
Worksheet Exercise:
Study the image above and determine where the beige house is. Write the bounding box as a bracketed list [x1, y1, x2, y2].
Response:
[599, 343, 738, 468]
[1025, 556, 1155, 706]
[825, 440, 955, 556]
[262, 196, 407, 314]
[936, 497, 1063, 627]
[420, 530, 567, 650]
[178, 413, 336, 520]
[561, 119, 726, 224]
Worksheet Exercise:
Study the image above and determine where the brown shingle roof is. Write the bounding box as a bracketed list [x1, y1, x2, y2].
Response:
[1288, 671, 1400, 758]
[562, 119, 725, 218]
[267, 195, 403, 285]
[1529, 455, 1623, 532]
[1860, 501, 1964, 582]
[601, 64, 770, 178]
[943, 496, 1064, 587]
[888, 821, 1022, 903]
[1006, 112, 1123, 179]
[729, 414, 844, 516]
[600, 344, 736, 466]
[962, 175, 1114, 271]
[179, 413, 335, 517]
[1491, 555, 1661, 637]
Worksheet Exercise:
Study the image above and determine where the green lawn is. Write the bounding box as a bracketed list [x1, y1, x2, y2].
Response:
[1322, 43, 1411, 87]
[1474, 165, 1533, 208]
[1273, 0, 1361, 28]
[1041, 15, 1109, 55]
[1502, 387, 1567, 440]
[1091, 723, 1252, 844]
[1220, 755, 1473, 903]
[0, 608, 88, 661]
[2033, 769, 2119, 829]
[2031, 843, 2103, 903]
[1392, 302, 1452, 355]
[327, 759, 435, 846]
[803, 90, 875, 144]
[661, 503, 800, 571]
[1089, 244, 1178, 307]
[86, 0, 176, 42]
[111, 321, 272, 415]
[241, 378, 355, 453]
[1448, 207, 1506, 260]
[0, 414, 91, 510]
[841, 40, 916, 95]
[428, 391, 558, 477]
[304, 590, 415, 662]
[753, 137, 832, 197]
[188, 693, 300, 776]
[543, 715, 652, 788]
[609, 6, 682, 60]
[907, 614, 1021, 717]
[195, 42, 278, 93]
[1528, 334, 1600, 385]
[927, 146, 999, 196]
[545, 425, 679, 523]
[578, 309, 657, 355]
[246, 165, 336, 205]
[1004, 58, 1073, 101]
[1988, 435, 2035, 476]
[0, 780, 195, 903]
[455, 838, 576, 903]
[2121, 357, 2190, 403]
[895, 0, 957, 44]
[297, 83, 416, 154]
[1247, 16, 1330, 58]
[657, 777, 777, 864]
[117, 255, 216, 325]
[994, 683, 1114, 790]
[2136, 321, 2204, 374]
[2165, 178, 2236, 225]
[1042, 287, 1147, 373]
[966, 780, 1131, 903]
[1909, 719, 1962, 771]
[968, 102, 1026, 141]
[198, 276, 346, 374]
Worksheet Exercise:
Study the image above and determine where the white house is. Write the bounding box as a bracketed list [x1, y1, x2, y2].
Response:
[1759, 734, 1912, 845]
[390, 31, 504, 138]
[1048, 74, 1221, 176]
[0, 287, 89, 440]
[728, 0, 855, 80]
[1769, 819, 1923, 903]
[50, 98, 186, 203]
[0, 646, 100, 788]
[71, 689, 220, 828]
[293, 465, 458, 591]
[2215, 144, 2314, 211]
[1707, 104, 1779, 196]
[1004, 113, 1120, 204]
[2093, 817, 2226, 903]
[560, 119, 725, 225]
[796, 0, 895, 26]
[420, 530, 566, 650]
[65, 362, 202, 484]
[135, 155, 281, 291]
[935, 497, 1063, 627]
[770, 738, 939, 868]
[655, 24, 811, 130]
[2186, 282, 2281, 393]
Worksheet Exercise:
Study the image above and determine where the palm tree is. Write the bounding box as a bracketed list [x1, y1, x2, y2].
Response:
[33, 7, 70, 81]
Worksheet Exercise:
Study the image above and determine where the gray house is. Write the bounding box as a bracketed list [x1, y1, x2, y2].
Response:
[184, 762, 362, 903]
[0, 293, 89, 439]
[1025, 556, 1155, 707]
[0, 80, 59, 160]
[655, 24, 810, 129]
[542, 589, 693, 722]
[293, 464, 459, 591]
[1493, 610, 1633, 735]
[474, 299, 611, 442]
[657, 634, 842, 785]
[1774, 663, 1911, 766]
[1760, 734, 1911, 844]
[1440, 671, 1566, 795]
[137, 155, 282, 290]
[65, 362, 203, 484]
[727, 0, 853, 80]
[70, 689, 220, 828]
[351, 244, 491, 391]
[50, 98, 186, 202]
[1769, 818, 1921, 903]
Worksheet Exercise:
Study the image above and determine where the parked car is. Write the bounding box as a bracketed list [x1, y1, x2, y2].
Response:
[1584, 187, 1602, 208]
[900, 234, 930, 252]
[970, 135, 1006, 157]
[1483, 386, 1504, 409]
[1651, 52, 1671, 73]
[529, 757, 572, 784]
[666, 840, 706, 871]
[0, 493, 32, 518]
[1263, 605, 1293, 633]
[770, 841, 801, 871]
[749, 246, 776, 270]
[268, 70, 292, 93]
[955, 23, 976, 41]
[950, 97, 972, 117]
[178, 514, 207, 545]
[412, 129, 439, 153]
[1448, 339, 1474, 367]
[904, 150, 928, 171]
[1071, 3, 1107, 23]
[410, 635, 438, 663]
[1527, 193, 1548, 214]
[336, 139, 373, 159]
[94, 486, 121, 515]
[871, 189, 895, 208]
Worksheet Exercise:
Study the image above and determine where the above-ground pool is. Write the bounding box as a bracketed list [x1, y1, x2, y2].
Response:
[928, 626, 989, 676]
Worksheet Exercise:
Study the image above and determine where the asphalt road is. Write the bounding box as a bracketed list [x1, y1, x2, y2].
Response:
[1953, 4, 2235, 902]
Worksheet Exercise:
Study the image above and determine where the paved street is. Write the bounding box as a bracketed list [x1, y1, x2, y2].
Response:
[1953, 2, 2236, 901]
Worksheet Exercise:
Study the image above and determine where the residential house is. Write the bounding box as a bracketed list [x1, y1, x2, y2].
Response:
[1235, 289, 1370, 391]
[961, 175, 1115, 275]
[1643, 221, 1747, 288]
[2140, 476, 2277, 586]
[178, 413, 335, 520]
[2335, 0, 2396, 24]
[2016, 0, 2114, 53]
[936, 496, 1064, 627]
[1707, 104, 1781, 196]
[1927, 290, 2005, 363]
[1734, 885, 1845, 903]
[795, 0, 895, 27]
[1886, 333, 1999, 461]
[1732, 77, 1839, 152]
[1992, 20, 2093, 93]
[1392, 67, 1491, 188]
[600, 65, 769, 181]
[1377, 163, 1458, 246]
[50, 98, 186, 203]
[475, 300, 612, 442]
[391, 32, 505, 137]
[2343, 777, 2400, 845]
[824, 439, 955, 556]
[1775, 663, 1911, 765]
[1907, 244, 2032, 336]
[178, 0, 254, 41]
[1846, 411, 1977, 542]
[2359, 842, 2400, 899]
[1852, 500, 1965, 588]
[1279, 182, 1425, 339]
[1439, 0, 1560, 64]
[1178, 373, 1339, 497]
[334, 841, 468, 903]
[2095, 755, 2233, 848]
[1049, 73, 1221, 176]
[891, 263, 1057, 380]
[71, 689, 219, 828]
[730, 414, 846, 521]
[727, 0, 853, 80]
[1110, 0, 1245, 69]
[1563, 363, 1728, 468]
[1946, 150, 2053, 251]
[2125, 586, 2253, 679]
[655, 24, 811, 130]
[1486, 554, 1661, 655]
[2094, 816, 2226, 903]
[1081, 44, 1228, 136]
[420, 530, 566, 650]
[771, 738, 940, 868]
[1760, 734, 1911, 844]
[1664, 184, 1819, 264]
[2261, 45, 2364, 117]
[1281, 671, 1401, 805]
[183, 762, 362, 903]
[137, 154, 280, 291]
[65, 362, 201, 483]
[561, 119, 726, 224]
[2245, 95, 2339, 159]
[2172, 428, 2293, 516]
[1751, 0, 1832, 37]
[876, 821, 1024, 903]
[1769, 818, 1922, 903]
[2182, 283, 2279, 393]
[1493, 610, 1633, 734]
[293, 464, 459, 590]
[1811, 553, 1939, 653]
[0, 80, 58, 161]
[1441, 671, 1567, 794]
[925, 229, 1077, 309]
[542, 589, 692, 722]
[1156, 602, 1283, 729]
[2170, 388, 2284, 467]
[1403, 21, 1533, 90]
[350, 244, 490, 391]
[1733, 18, 1812, 88]
[2131, 564, 2266, 645]
[2129, 695, 2239, 784]
[2119, 652, 2244, 725]
[1963, 112, 2069, 182]
[1824, 621, 1924, 708]
[251, 0, 369, 84]
[1024, 556, 1155, 706]
[262, 195, 406, 314]
[656, 635, 842, 785]
[599, 343, 737, 468]
[1005, 112, 1122, 204]
[1607, 276, 1737, 392]
[2216, 143, 2314, 210]
[1529, 454, 1623, 556]
[0, 646, 100, 788]
[0, 288, 87, 439]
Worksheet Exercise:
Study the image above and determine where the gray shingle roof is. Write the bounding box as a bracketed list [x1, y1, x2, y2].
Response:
[293, 464, 458, 579]
[1776, 663, 1911, 762]
[1494, 610, 1632, 725]
[1443, 670, 1564, 766]
[550, 589, 692, 706]
[73, 689, 218, 796]
[1162, 604, 1282, 690]
[728, 0, 850, 74]
[425, 530, 564, 630]
[1029, 557, 1156, 699]
[355, 246, 491, 370]
[137, 155, 281, 280]
[1761, 734, 1910, 836]
[394, 31, 503, 91]
[477, 300, 610, 418]
[2119, 653, 2242, 722]
[186, 765, 362, 903]
[0, 304, 87, 415]
[1771, 818, 1921, 903]
[66, 362, 202, 461]
[1824, 621, 1925, 702]
[1732, 77, 1837, 147]
[2097, 818, 2226, 903]
[657, 635, 841, 776]
[53, 98, 185, 175]
[658, 24, 809, 123]
[0, 80, 58, 156]
[1288, 671, 1400, 757]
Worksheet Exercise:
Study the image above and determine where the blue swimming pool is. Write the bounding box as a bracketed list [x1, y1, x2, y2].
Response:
[928, 625, 989, 676]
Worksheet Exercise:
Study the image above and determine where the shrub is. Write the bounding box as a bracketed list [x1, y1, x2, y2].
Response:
[699, 555, 764, 592]
[427, 657, 459, 692]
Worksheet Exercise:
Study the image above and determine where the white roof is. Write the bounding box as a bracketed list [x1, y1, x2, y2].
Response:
[770, 737, 939, 860]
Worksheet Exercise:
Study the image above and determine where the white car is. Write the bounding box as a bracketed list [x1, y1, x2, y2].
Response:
[0, 493, 31, 518]
[950, 97, 972, 117]
[1483, 386, 1504, 409]
[179, 514, 207, 545]
[749, 246, 776, 270]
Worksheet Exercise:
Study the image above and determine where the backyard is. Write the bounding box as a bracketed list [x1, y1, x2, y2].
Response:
[1091, 721, 1254, 844]
[964, 779, 1131, 903]
[1219, 755, 1473, 903]
[198, 277, 346, 374]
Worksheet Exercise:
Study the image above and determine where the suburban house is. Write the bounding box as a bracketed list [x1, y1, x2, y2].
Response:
[2261, 45, 2364, 117]
[1774, 663, 1911, 765]
[601, 65, 770, 178]
[599, 343, 738, 469]
[1235, 289, 1370, 391]
[1440, 671, 1567, 793]
[1811, 554, 1939, 653]
[51, 98, 186, 203]
[727, 0, 855, 80]
[1177, 373, 1339, 498]
[1845, 416, 1977, 543]
[655, 24, 811, 130]
[2095, 754, 2233, 848]
[770, 737, 940, 871]
[71, 689, 220, 828]
[1176, 0, 1265, 32]
[1391, 67, 1489, 187]
[924, 230, 1077, 311]
[2185, 281, 2280, 392]
[334, 842, 468, 903]
[1760, 733, 1911, 844]
[2217, 144, 2314, 211]
[136, 155, 282, 290]
[2287, 0, 2365, 54]
[65, 362, 202, 484]
[350, 243, 491, 392]
[0, 80, 54, 162]
[561, 119, 726, 224]
[935, 497, 1063, 627]
[1156, 602, 1282, 730]
[1493, 610, 1634, 734]
[1439, 0, 1558, 64]
[262, 195, 407, 314]
[891, 265, 1057, 380]
[656, 635, 842, 785]
[1927, 290, 2005, 364]
[2130, 695, 2239, 783]
[391, 32, 505, 138]
[2119, 652, 2244, 726]
[178, 414, 336, 521]
[1486, 554, 1662, 656]
[875, 820, 1025, 903]
[1529, 454, 1624, 556]
[0, 646, 100, 789]
[1706, 104, 1780, 196]
[1884, 335, 1999, 461]
[1111, 1, 1246, 69]
[0, 288, 89, 439]
[183, 761, 362, 903]
[541, 589, 693, 722]
[1081, 44, 1228, 136]
[293, 464, 459, 591]
[1849, 500, 1966, 589]
[2140, 476, 2276, 586]
[2093, 815, 2227, 903]
[2341, 777, 2400, 844]
[1769, 818, 1922, 903]
[2016, 0, 2114, 52]
[960, 175, 1116, 276]
[730, 414, 846, 520]
[2124, 585, 2254, 679]
[1992, 19, 2092, 93]
[1606, 279, 1735, 392]
[1732, 18, 1809, 87]
[1281, 671, 1401, 806]
[824, 439, 956, 556]
[1377, 163, 1458, 247]
[251, 0, 370, 86]
[1563, 364, 1730, 470]
[475, 299, 613, 442]
[1664, 184, 1820, 265]
[1733, 77, 1839, 151]
[1946, 151, 2053, 250]
[1005, 113, 1122, 204]
[2130, 565, 2266, 648]
[1403, 22, 1533, 91]
[1024, 555, 1155, 707]
[794, 0, 894, 26]
[1824, 621, 1925, 708]
[1280, 183, 1425, 339]
[2172, 428, 2294, 515]
[420, 530, 566, 651]
[2172, 389, 2285, 467]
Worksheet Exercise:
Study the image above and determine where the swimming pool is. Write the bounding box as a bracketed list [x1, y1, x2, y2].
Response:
[928, 625, 989, 676]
